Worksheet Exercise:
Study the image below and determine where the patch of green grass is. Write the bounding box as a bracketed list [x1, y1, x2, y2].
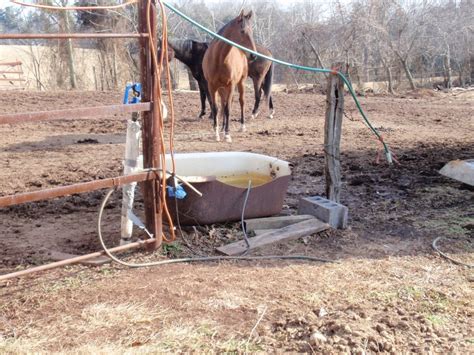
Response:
[162, 242, 182, 256]
[301, 292, 321, 305]
[155, 322, 262, 352]
[368, 290, 398, 303]
[223, 338, 265, 353]
[398, 285, 424, 301]
[421, 289, 450, 313]
[414, 214, 474, 238]
[41, 275, 89, 293]
[98, 267, 117, 276]
[425, 314, 447, 326]
[397, 286, 452, 315]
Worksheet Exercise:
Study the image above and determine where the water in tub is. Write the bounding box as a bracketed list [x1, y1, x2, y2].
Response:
[217, 172, 273, 188]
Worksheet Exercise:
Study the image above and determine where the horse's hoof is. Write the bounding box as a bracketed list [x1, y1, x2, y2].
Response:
[268, 114, 274, 119]
[240, 124, 246, 132]
[224, 135, 232, 143]
[215, 134, 221, 142]
[251, 112, 259, 119]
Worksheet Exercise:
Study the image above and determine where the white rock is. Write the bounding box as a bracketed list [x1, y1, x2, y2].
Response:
[310, 331, 327, 345]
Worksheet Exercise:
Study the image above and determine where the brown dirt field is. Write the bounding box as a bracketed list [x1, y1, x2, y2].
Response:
[0, 89, 473, 353]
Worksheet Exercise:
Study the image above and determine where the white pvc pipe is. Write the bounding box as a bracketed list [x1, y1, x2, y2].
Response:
[120, 119, 143, 245]
[161, 99, 168, 122]
[120, 100, 168, 244]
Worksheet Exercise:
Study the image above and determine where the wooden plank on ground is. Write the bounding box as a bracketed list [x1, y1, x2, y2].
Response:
[217, 218, 330, 256]
[253, 229, 275, 236]
[245, 214, 315, 232]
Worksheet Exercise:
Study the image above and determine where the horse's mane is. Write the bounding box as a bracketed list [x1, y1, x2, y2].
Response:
[168, 39, 193, 57]
[217, 20, 233, 36]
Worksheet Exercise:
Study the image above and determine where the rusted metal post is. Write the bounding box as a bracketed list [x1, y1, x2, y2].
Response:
[0, 171, 158, 207]
[0, 239, 156, 282]
[324, 64, 345, 203]
[139, 0, 162, 249]
[0, 103, 151, 125]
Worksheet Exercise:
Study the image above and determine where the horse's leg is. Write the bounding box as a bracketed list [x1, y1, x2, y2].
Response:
[237, 80, 246, 132]
[205, 81, 213, 120]
[222, 85, 234, 143]
[208, 84, 220, 141]
[251, 77, 261, 119]
[268, 95, 274, 119]
[218, 87, 226, 133]
[197, 80, 207, 119]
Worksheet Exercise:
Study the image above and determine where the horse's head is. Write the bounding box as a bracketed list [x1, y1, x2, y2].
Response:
[228, 10, 257, 61]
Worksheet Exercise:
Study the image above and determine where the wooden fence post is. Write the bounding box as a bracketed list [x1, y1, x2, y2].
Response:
[139, 0, 162, 249]
[324, 63, 345, 203]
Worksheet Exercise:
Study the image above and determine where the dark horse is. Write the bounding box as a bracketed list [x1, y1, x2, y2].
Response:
[166, 39, 210, 118]
[167, 39, 274, 120]
[203, 10, 257, 142]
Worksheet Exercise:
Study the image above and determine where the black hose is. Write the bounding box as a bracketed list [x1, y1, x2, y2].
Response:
[98, 188, 337, 268]
[432, 237, 473, 268]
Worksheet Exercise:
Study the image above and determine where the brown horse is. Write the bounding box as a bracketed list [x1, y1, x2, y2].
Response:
[165, 39, 274, 120]
[249, 45, 274, 119]
[202, 10, 257, 142]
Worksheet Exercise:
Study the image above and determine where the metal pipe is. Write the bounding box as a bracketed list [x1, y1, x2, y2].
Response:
[0, 33, 149, 40]
[0, 238, 156, 282]
[0, 102, 151, 125]
[139, 0, 162, 250]
[0, 171, 159, 207]
[0, 61, 22, 66]
[0, 78, 24, 82]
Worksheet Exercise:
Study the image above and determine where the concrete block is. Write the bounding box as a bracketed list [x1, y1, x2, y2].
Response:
[298, 196, 348, 229]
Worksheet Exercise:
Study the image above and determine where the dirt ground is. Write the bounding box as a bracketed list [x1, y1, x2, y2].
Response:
[0, 88, 473, 353]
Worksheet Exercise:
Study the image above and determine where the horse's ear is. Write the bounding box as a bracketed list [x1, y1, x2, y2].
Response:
[238, 9, 244, 21]
[245, 10, 253, 19]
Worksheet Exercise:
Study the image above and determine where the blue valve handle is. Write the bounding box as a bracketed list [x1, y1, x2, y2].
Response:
[123, 83, 142, 105]
[167, 184, 187, 200]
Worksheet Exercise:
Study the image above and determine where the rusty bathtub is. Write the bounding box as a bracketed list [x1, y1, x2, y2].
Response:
[164, 152, 291, 225]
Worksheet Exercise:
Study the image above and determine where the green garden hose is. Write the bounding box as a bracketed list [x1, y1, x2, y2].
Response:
[161, 0, 393, 164]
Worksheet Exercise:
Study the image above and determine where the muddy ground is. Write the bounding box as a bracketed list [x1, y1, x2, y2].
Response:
[0, 89, 473, 353]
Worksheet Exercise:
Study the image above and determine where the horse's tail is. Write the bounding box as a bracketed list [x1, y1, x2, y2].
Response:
[262, 62, 273, 102]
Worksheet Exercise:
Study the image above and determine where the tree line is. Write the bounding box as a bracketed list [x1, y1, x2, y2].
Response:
[1, 0, 472, 92]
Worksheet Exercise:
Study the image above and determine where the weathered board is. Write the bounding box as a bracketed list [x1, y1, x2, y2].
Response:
[244, 214, 315, 232]
[217, 218, 330, 256]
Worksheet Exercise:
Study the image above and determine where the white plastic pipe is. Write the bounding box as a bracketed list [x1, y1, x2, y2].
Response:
[161, 99, 168, 122]
[120, 119, 143, 245]
[120, 100, 168, 244]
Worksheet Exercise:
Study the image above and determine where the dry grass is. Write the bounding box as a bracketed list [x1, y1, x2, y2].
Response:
[0, 90, 473, 352]
[1, 257, 472, 353]
[0, 293, 263, 353]
[202, 291, 250, 310]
